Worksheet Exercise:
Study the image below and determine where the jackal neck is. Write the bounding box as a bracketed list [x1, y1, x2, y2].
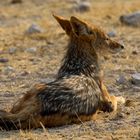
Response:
[57, 34, 100, 79]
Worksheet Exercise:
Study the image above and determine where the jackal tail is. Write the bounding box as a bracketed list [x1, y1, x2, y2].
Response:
[0, 86, 43, 130]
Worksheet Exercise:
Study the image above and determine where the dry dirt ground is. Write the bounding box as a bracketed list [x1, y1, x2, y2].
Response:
[0, 0, 140, 139]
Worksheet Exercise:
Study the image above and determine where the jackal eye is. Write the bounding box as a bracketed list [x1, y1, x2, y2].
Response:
[106, 38, 109, 40]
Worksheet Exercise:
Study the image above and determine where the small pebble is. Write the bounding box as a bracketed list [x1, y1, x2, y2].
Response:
[0, 58, 9, 63]
[131, 73, 140, 85]
[9, 47, 17, 54]
[107, 31, 116, 37]
[132, 86, 140, 92]
[26, 47, 37, 54]
[73, 1, 91, 12]
[120, 11, 140, 27]
[25, 23, 44, 34]
[117, 75, 127, 84]
[4, 66, 15, 74]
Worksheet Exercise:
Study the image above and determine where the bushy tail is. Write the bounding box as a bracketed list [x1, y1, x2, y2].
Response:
[0, 84, 47, 130]
[0, 110, 28, 130]
[0, 88, 43, 130]
[0, 101, 41, 130]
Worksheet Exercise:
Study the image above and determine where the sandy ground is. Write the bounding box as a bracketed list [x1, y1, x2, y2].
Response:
[0, 0, 140, 139]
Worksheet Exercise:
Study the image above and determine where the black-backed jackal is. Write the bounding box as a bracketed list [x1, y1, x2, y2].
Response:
[0, 15, 125, 130]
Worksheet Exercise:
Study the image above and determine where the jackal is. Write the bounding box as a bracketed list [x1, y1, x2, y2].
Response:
[0, 15, 125, 130]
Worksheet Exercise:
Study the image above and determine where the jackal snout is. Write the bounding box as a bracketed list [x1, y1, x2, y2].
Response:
[90, 29, 124, 54]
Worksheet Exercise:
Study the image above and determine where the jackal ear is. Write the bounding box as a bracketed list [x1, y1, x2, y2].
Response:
[53, 14, 72, 35]
[70, 16, 88, 36]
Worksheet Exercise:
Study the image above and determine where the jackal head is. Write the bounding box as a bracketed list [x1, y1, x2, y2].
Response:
[53, 15, 124, 55]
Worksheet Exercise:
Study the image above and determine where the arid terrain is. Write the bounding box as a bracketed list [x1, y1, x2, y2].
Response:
[0, 0, 140, 139]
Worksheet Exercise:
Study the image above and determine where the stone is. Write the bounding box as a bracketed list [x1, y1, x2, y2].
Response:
[0, 58, 9, 63]
[26, 47, 37, 53]
[74, 1, 91, 12]
[120, 11, 140, 27]
[132, 86, 140, 92]
[116, 75, 127, 84]
[25, 23, 44, 34]
[4, 66, 15, 74]
[107, 31, 116, 37]
[131, 73, 140, 85]
[9, 47, 17, 54]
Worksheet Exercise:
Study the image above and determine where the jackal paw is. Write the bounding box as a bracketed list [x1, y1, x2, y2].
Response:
[110, 95, 125, 111]
[116, 96, 126, 104]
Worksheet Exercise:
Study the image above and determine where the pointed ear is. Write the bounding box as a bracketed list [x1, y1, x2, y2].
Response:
[53, 14, 72, 35]
[70, 16, 89, 36]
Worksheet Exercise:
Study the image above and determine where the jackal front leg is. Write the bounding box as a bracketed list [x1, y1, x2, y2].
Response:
[100, 80, 125, 111]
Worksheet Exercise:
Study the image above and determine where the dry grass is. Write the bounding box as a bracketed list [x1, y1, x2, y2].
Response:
[0, 0, 140, 139]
